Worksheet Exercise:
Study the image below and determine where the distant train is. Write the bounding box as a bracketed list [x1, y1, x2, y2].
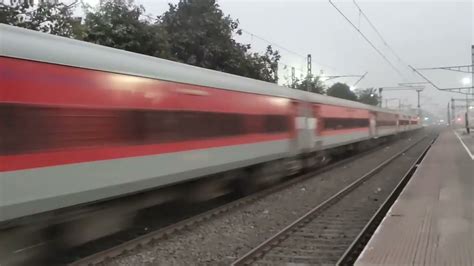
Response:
[0, 24, 420, 244]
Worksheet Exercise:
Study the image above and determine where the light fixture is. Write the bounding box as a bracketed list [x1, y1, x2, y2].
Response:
[461, 77, 471, 85]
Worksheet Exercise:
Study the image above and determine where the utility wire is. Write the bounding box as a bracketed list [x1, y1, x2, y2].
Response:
[409, 65, 472, 95]
[352, 0, 407, 66]
[240, 29, 306, 59]
[240, 28, 341, 73]
[328, 0, 405, 78]
[416, 64, 473, 74]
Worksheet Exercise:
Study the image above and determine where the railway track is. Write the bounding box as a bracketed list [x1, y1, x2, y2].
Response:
[231, 133, 436, 266]
[68, 135, 416, 266]
[336, 135, 434, 265]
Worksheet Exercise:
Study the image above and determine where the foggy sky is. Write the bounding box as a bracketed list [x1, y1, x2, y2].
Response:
[84, 0, 474, 118]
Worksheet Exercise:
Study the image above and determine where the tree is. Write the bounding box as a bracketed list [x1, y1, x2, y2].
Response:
[158, 0, 280, 82]
[327, 82, 357, 101]
[288, 74, 325, 94]
[82, 0, 171, 58]
[3, 0, 281, 83]
[0, 1, 79, 38]
[242, 46, 281, 83]
[357, 88, 379, 106]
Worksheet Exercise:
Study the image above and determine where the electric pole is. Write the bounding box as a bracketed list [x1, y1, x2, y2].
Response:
[416, 88, 422, 117]
[466, 92, 470, 134]
[447, 102, 451, 126]
[291, 67, 295, 87]
[378, 88, 383, 107]
[307, 54, 312, 77]
[306, 54, 312, 92]
[451, 98, 455, 125]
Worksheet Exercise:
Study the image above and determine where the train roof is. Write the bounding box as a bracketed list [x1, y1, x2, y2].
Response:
[0, 24, 416, 117]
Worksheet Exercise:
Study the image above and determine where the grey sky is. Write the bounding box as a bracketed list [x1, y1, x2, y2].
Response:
[83, 0, 473, 118]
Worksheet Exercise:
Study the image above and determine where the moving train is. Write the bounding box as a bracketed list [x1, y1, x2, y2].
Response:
[0, 24, 421, 246]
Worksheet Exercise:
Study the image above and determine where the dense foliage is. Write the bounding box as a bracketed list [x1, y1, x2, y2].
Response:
[82, 0, 171, 58]
[327, 82, 358, 101]
[157, 0, 279, 82]
[1, 0, 280, 82]
[357, 88, 379, 106]
[0, 1, 79, 37]
[288, 74, 325, 94]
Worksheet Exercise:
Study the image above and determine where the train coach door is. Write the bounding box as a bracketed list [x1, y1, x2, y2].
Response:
[291, 101, 312, 154]
[311, 104, 321, 150]
[369, 112, 376, 138]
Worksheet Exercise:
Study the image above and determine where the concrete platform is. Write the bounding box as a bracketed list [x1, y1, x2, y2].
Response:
[355, 128, 474, 266]
[454, 128, 474, 159]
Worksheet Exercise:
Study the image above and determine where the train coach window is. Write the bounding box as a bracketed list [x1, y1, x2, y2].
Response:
[144, 111, 287, 143]
[399, 120, 410, 125]
[323, 118, 369, 130]
[0, 104, 137, 155]
[376, 120, 398, 127]
[0, 104, 290, 155]
[264, 115, 291, 133]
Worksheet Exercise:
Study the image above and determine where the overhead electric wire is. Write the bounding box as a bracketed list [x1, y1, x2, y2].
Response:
[409, 65, 471, 95]
[240, 29, 306, 59]
[352, 0, 407, 66]
[240, 28, 341, 73]
[328, 0, 405, 78]
[416, 64, 473, 74]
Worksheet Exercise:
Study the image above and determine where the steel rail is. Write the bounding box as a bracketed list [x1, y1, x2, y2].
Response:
[336, 135, 437, 265]
[231, 135, 430, 266]
[69, 138, 398, 266]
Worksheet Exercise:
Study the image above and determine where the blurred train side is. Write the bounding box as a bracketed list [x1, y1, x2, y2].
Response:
[0, 24, 421, 228]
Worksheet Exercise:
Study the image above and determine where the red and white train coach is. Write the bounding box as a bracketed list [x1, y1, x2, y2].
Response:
[0, 24, 420, 230]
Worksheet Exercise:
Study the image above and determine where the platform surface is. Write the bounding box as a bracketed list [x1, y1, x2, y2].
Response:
[455, 128, 474, 159]
[356, 128, 474, 266]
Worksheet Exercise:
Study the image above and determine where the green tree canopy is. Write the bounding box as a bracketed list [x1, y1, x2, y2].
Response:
[326, 82, 357, 101]
[1, 0, 281, 83]
[357, 88, 379, 106]
[0, 1, 79, 37]
[288, 74, 325, 94]
[82, 0, 171, 58]
[158, 0, 280, 82]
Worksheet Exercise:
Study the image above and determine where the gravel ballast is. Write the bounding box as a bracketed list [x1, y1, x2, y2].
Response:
[243, 134, 435, 265]
[108, 130, 428, 265]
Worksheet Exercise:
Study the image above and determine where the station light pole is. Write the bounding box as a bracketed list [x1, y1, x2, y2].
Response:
[462, 77, 471, 133]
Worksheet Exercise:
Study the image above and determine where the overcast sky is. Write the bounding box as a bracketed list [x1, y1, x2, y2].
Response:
[83, 0, 473, 118]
